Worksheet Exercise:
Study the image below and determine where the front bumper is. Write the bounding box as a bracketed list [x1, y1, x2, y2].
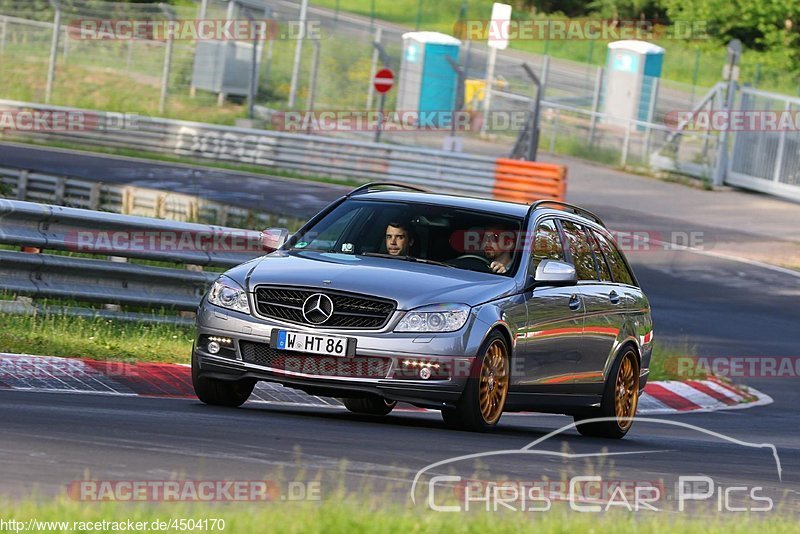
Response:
[194, 302, 482, 409]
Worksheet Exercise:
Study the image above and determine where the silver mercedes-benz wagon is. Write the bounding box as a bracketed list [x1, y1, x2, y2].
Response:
[193, 183, 653, 438]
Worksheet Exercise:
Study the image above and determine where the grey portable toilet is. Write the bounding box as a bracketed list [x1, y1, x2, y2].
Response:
[397, 31, 461, 127]
[603, 40, 665, 127]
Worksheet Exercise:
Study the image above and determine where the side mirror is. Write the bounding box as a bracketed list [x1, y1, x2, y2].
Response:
[260, 227, 289, 252]
[531, 259, 577, 287]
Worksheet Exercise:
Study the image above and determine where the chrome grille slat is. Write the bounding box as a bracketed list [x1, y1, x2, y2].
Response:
[253, 285, 396, 329]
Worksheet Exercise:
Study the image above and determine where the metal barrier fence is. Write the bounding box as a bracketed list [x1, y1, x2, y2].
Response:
[0, 165, 306, 229]
[0, 198, 264, 311]
[0, 99, 567, 201]
[728, 87, 800, 202]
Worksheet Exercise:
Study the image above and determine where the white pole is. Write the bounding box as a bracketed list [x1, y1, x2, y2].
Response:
[287, 0, 309, 108]
[480, 46, 497, 136]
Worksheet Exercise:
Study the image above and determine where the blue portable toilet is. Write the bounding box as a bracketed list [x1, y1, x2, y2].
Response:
[397, 31, 461, 127]
[603, 40, 665, 127]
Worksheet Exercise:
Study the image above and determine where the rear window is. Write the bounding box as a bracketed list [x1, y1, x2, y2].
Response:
[560, 220, 597, 281]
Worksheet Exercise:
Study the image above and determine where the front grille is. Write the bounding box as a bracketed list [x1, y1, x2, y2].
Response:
[253, 286, 396, 329]
[240, 341, 391, 379]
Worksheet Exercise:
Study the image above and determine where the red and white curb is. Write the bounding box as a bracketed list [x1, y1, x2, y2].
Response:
[0, 353, 772, 415]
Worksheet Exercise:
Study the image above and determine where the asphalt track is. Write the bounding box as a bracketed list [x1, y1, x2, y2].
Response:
[0, 143, 798, 512]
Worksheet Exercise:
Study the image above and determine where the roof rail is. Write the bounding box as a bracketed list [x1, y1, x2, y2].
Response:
[347, 182, 430, 196]
[528, 200, 606, 228]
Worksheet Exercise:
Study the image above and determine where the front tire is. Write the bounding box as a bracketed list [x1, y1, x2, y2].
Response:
[574, 348, 640, 439]
[192, 348, 255, 407]
[441, 331, 510, 432]
[342, 397, 397, 415]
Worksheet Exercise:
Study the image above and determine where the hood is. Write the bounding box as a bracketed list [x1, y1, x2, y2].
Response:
[229, 251, 519, 310]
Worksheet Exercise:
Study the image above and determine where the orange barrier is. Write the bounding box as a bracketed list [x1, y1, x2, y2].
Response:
[492, 158, 567, 203]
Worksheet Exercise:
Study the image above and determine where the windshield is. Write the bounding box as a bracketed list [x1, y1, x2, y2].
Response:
[289, 200, 524, 276]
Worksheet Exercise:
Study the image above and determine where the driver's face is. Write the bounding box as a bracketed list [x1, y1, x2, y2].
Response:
[483, 230, 503, 259]
[386, 226, 411, 256]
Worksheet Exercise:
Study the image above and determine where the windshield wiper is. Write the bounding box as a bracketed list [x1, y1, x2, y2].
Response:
[360, 252, 455, 268]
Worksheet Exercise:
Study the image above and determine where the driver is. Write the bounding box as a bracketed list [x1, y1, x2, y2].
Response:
[483, 226, 515, 274]
[385, 221, 415, 256]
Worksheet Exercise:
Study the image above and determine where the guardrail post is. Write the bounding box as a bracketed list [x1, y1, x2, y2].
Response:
[588, 66, 603, 146]
[54, 176, 66, 204]
[45, 0, 61, 104]
[540, 55, 550, 97]
[366, 27, 382, 110]
[17, 170, 29, 200]
[89, 183, 101, 210]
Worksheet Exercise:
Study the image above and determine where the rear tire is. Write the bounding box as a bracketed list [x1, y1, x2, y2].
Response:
[342, 397, 397, 416]
[192, 348, 255, 407]
[441, 331, 510, 432]
[574, 348, 640, 439]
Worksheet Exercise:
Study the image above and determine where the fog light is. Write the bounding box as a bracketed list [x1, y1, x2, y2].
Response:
[419, 367, 432, 380]
[207, 341, 221, 354]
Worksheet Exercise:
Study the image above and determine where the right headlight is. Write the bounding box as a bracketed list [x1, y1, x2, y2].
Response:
[207, 278, 251, 315]
[395, 304, 471, 333]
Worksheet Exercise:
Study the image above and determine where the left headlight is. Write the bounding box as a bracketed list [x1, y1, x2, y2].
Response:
[395, 304, 471, 333]
[207, 278, 251, 315]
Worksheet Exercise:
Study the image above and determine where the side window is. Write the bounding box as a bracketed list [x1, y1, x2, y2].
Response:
[587, 230, 613, 282]
[531, 219, 565, 270]
[560, 220, 598, 281]
[593, 230, 636, 286]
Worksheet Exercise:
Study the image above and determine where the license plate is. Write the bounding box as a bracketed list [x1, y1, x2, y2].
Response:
[271, 329, 355, 357]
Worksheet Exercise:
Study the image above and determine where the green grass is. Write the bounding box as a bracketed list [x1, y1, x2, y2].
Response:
[0, 311, 193, 363]
[648, 340, 707, 381]
[0, 494, 796, 532]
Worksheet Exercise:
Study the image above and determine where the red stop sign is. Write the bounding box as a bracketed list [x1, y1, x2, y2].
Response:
[373, 68, 394, 94]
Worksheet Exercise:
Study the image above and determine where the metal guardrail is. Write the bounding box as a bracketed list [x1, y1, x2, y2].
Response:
[0, 99, 566, 201]
[0, 165, 306, 229]
[0, 199, 264, 311]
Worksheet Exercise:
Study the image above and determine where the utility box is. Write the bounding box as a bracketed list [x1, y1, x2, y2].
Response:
[192, 40, 261, 97]
[397, 31, 461, 126]
[603, 40, 664, 127]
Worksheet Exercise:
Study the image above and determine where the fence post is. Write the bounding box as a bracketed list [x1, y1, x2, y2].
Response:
[0, 15, 7, 54]
[548, 109, 559, 154]
[287, 0, 309, 108]
[45, 0, 62, 104]
[772, 100, 791, 183]
[62, 26, 70, 61]
[366, 27, 382, 110]
[540, 55, 550, 97]
[643, 77, 659, 161]
[480, 46, 498, 136]
[588, 66, 603, 146]
[306, 39, 321, 114]
[159, 4, 176, 115]
[621, 119, 632, 167]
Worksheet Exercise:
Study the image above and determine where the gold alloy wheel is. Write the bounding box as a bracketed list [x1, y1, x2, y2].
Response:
[615, 351, 639, 430]
[478, 339, 509, 425]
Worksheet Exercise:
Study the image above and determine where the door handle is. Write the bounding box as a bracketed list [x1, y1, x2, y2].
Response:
[568, 294, 581, 311]
[609, 291, 621, 305]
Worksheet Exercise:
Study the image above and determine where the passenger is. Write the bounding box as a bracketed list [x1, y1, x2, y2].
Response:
[385, 221, 415, 256]
[483, 226, 515, 274]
